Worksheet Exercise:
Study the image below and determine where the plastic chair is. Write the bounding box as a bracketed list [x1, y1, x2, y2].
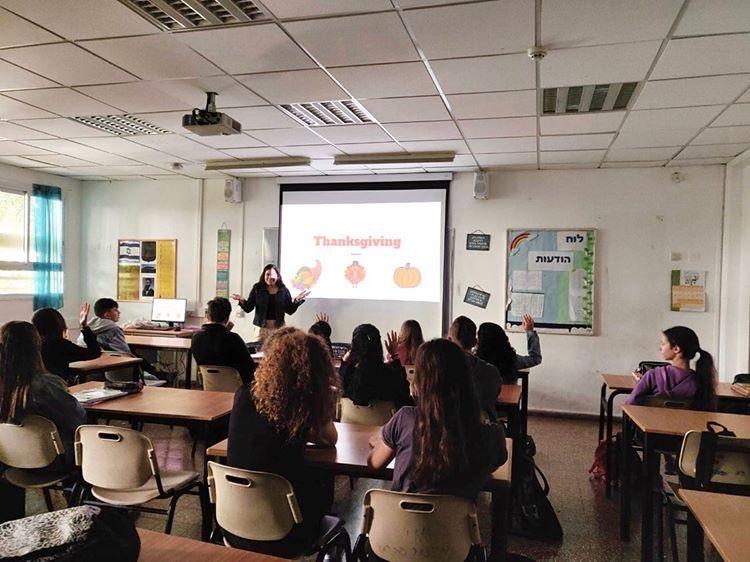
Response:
[74, 425, 207, 536]
[199, 365, 243, 393]
[339, 398, 395, 426]
[207, 461, 351, 560]
[637, 361, 669, 373]
[352, 489, 487, 562]
[0, 415, 80, 511]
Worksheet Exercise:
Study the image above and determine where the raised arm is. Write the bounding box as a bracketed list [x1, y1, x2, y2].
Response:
[514, 314, 542, 370]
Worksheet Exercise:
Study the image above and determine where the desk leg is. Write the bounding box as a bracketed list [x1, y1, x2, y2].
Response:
[620, 413, 631, 541]
[489, 487, 508, 562]
[686, 511, 705, 562]
[641, 433, 658, 562]
[598, 383, 606, 442]
[185, 350, 193, 390]
[605, 391, 617, 498]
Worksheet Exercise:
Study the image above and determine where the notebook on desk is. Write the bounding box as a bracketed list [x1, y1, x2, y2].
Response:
[72, 388, 128, 405]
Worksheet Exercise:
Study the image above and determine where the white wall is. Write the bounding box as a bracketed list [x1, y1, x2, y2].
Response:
[0, 163, 82, 329]
[450, 166, 725, 414]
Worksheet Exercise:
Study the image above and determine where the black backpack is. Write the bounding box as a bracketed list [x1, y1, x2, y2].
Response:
[510, 437, 563, 541]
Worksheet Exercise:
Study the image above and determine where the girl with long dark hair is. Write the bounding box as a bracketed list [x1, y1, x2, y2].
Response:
[368, 338, 507, 499]
[393, 319, 424, 365]
[475, 314, 541, 384]
[625, 326, 716, 411]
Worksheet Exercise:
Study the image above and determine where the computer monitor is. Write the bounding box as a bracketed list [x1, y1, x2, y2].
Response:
[150, 298, 187, 326]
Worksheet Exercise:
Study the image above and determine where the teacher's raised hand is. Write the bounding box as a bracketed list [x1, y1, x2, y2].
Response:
[294, 289, 311, 303]
[230, 293, 246, 305]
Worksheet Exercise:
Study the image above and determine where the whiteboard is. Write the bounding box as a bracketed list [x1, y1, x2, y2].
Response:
[505, 229, 595, 335]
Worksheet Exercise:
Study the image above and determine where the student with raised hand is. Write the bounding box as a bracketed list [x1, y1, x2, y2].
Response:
[625, 326, 716, 411]
[392, 319, 424, 366]
[368, 338, 507, 499]
[448, 316, 502, 421]
[475, 314, 541, 384]
[32, 303, 101, 385]
[226, 327, 339, 547]
[309, 312, 333, 354]
[340, 324, 411, 409]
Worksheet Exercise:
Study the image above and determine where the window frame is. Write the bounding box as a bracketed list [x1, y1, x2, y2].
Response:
[0, 185, 34, 299]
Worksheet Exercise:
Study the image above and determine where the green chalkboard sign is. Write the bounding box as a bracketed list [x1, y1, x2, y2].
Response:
[464, 286, 491, 309]
[466, 232, 491, 251]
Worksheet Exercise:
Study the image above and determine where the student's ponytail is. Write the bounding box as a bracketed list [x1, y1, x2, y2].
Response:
[663, 326, 717, 411]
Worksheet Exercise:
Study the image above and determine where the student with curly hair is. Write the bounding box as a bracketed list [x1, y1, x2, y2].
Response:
[226, 327, 339, 548]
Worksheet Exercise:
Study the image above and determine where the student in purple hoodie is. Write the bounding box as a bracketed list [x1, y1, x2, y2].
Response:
[625, 326, 716, 411]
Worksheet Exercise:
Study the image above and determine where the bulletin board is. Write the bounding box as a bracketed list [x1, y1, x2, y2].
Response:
[117, 239, 177, 302]
[505, 229, 595, 335]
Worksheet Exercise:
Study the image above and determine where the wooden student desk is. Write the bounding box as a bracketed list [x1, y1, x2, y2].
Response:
[496, 384, 523, 440]
[619, 405, 750, 561]
[678, 490, 750, 562]
[69, 353, 142, 382]
[137, 529, 290, 562]
[207, 423, 513, 562]
[125, 334, 195, 389]
[124, 327, 199, 338]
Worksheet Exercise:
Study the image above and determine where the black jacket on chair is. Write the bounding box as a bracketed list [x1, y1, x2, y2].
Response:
[238, 283, 303, 328]
[191, 323, 256, 384]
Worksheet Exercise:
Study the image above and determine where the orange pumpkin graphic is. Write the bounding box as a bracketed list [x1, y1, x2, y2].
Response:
[345, 261, 366, 287]
[393, 263, 421, 288]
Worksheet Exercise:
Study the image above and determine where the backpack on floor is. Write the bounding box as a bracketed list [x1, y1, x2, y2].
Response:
[589, 434, 620, 486]
[510, 450, 563, 542]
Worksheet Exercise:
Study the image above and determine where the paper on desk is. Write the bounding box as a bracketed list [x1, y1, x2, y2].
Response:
[511, 270, 542, 292]
[509, 292, 544, 318]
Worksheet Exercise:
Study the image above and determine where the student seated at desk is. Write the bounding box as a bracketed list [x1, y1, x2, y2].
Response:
[340, 324, 411, 409]
[625, 326, 716, 411]
[192, 297, 255, 385]
[32, 303, 101, 385]
[449, 316, 502, 421]
[226, 327, 339, 547]
[368, 338, 507, 499]
[475, 315, 542, 384]
[308, 312, 333, 354]
[391, 319, 424, 366]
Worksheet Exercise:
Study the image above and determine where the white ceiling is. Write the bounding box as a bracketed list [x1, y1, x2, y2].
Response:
[0, 0, 747, 180]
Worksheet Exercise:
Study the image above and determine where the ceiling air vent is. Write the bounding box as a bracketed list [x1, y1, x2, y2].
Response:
[120, 0, 266, 30]
[70, 115, 171, 136]
[279, 100, 375, 127]
[542, 82, 641, 114]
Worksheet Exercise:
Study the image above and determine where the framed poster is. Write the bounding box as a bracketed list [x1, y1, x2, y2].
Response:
[117, 239, 177, 302]
[505, 229, 595, 335]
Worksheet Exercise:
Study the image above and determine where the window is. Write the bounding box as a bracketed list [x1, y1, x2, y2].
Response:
[0, 188, 34, 295]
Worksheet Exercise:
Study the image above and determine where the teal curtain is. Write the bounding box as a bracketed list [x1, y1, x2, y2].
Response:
[31, 184, 64, 310]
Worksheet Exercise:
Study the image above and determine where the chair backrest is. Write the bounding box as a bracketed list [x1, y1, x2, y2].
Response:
[331, 342, 351, 359]
[640, 396, 691, 409]
[0, 415, 64, 469]
[199, 365, 242, 393]
[340, 398, 395, 426]
[678, 431, 750, 496]
[733, 373, 750, 384]
[362, 489, 481, 562]
[207, 461, 302, 541]
[637, 360, 669, 373]
[75, 425, 157, 490]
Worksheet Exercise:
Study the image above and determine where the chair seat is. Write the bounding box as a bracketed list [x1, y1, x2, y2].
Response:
[90, 470, 199, 505]
[3, 467, 71, 489]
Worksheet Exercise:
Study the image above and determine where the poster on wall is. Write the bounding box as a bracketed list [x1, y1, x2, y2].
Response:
[216, 229, 231, 298]
[670, 270, 706, 312]
[117, 239, 177, 302]
[505, 229, 595, 335]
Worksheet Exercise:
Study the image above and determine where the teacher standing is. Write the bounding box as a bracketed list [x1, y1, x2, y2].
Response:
[231, 264, 310, 344]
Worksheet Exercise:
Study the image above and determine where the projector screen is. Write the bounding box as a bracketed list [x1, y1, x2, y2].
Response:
[279, 182, 448, 342]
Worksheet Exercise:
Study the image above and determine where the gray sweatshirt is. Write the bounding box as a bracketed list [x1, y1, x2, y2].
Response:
[78, 317, 131, 355]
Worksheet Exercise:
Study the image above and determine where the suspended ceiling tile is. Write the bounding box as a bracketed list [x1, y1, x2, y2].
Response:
[21, 138, 136, 165]
[261, 0, 393, 18]
[72, 136, 188, 163]
[24, 153, 96, 166]
[76, 82, 191, 112]
[0, 59, 57, 90]
[542, 0, 682, 48]
[337, 142, 405, 154]
[316, 124, 392, 144]
[447, 90, 536, 119]
[276, 170, 325, 176]
[238, 70, 347, 104]
[184, 133, 265, 150]
[542, 162, 599, 169]
[634, 74, 750, 110]
[0, 43, 136, 86]
[129, 112, 187, 133]
[4, 88, 121, 116]
[11, 118, 112, 138]
[383, 121, 461, 142]
[0, 8, 59, 48]
[675, 143, 749, 159]
[177, 24, 316, 74]
[225, 106, 302, 130]
[540, 112, 626, 135]
[739, 91, 750, 103]
[81, 35, 224, 80]
[612, 128, 700, 148]
[693, 126, 750, 145]
[621, 106, 724, 132]
[149, 77, 266, 108]
[359, 97, 449, 123]
[541, 41, 660, 88]
[277, 145, 344, 159]
[399, 139, 470, 153]
[0, 155, 54, 167]
[0, 0, 158, 40]
[540, 133, 614, 150]
[540, 150, 606, 164]
[468, 137, 537, 153]
[676, 0, 750, 36]
[249, 128, 328, 147]
[475, 152, 537, 167]
[601, 161, 666, 168]
[129, 134, 228, 161]
[606, 147, 680, 162]
[329, 62, 437, 99]
[284, 12, 417, 66]
[459, 117, 536, 139]
[324, 169, 375, 175]
[372, 168, 426, 174]
[402, 1, 534, 59]
[398, 0, 479, 7]
[714, 104, 750, 127]
[220, 147, 288, 158]
[430, 53, 534, 94]
[420, 154, 476, 167]
[666, 157, 732, 166]
[0, 121, 55, 140]
[651, 34, 750, 80]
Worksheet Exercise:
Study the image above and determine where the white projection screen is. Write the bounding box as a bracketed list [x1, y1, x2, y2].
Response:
[279, 182, 449, 342]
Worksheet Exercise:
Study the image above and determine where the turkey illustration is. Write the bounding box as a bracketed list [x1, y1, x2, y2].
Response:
[344, 261, 366, 288]
[291, 259, 322, 290]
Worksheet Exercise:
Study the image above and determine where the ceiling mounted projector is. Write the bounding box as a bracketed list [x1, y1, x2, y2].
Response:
[182, 91, 241, 136]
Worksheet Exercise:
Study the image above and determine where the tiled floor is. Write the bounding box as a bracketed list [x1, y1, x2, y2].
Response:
[30, 415, 721, 561]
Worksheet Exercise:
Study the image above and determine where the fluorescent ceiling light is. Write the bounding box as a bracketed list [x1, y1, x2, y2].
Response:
[333, 151, 455, 165]
[205, 157, 311, 170]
